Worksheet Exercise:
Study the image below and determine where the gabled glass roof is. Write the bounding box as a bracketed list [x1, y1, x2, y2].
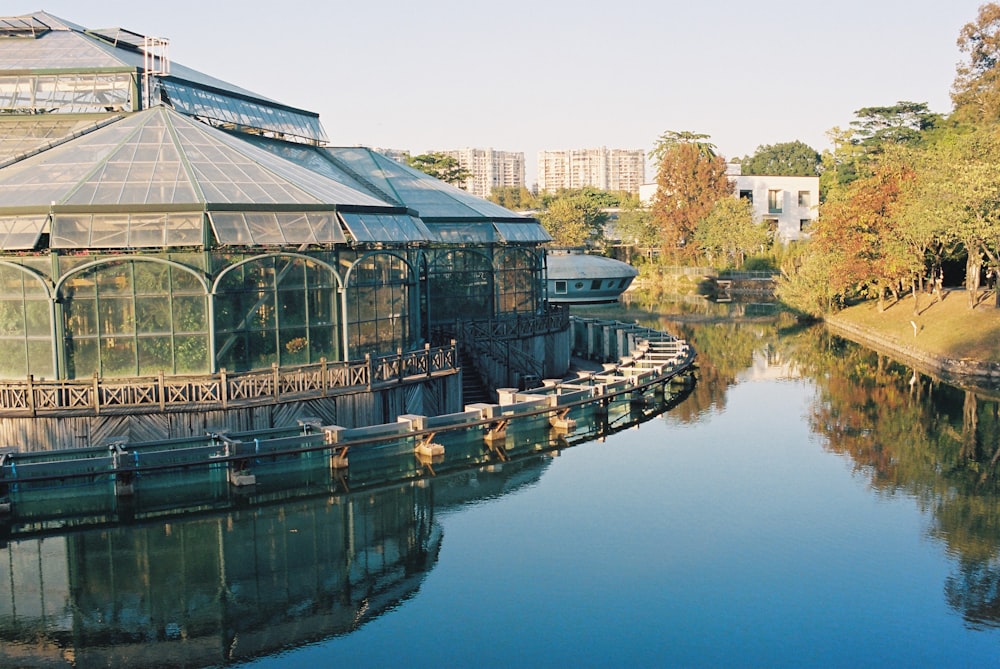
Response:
[0, 16, 50, 38]
[0, 106, 385, 212]
[327, 148, 528, 222]
[0, 115, 119, 165]
[0, 12, 327, 143]
[339, 212, 432, 244]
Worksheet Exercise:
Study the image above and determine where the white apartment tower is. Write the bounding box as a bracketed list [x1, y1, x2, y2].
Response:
[537, 147, 645, 194]
[440, 148, 525, 198]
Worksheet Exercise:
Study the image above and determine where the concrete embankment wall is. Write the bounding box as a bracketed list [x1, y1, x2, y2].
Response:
[825, 316, 1000, 382]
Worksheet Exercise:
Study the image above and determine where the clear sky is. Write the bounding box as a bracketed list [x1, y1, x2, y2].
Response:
[7, 1, 989, 186]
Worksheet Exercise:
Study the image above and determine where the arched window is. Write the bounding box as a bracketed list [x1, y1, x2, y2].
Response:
[62, 260, 209, 378]
[214, 255, 339, 372]
[345, 253, 413, 359]
[427, 249, 493, 323]
[496, 248, 540, 315]
[0, 264, 54, 379]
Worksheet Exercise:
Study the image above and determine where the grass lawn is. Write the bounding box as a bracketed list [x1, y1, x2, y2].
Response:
[831, 290, 1000, 363]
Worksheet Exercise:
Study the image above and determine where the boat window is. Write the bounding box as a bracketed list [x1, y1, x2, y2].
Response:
[554, 280, 567, 294]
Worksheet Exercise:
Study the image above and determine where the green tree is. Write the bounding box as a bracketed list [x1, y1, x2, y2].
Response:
[694, 196, 770, 269]
[539, 192, 608, 247]
[406, 152, 470, 186]
[952, 3, 1000, 123]
[905, 127, 1000, 307]
[649, 130, 717, 163]
[740, 140, 821, 176]
[649, 131, 732, 262]
[850, 101, 941, 148]
[488, 186, 537, 210]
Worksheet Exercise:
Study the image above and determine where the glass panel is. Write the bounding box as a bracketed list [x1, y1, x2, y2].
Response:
[24, 300, 49, 338]
[136, 296, 171, 334]
[0, 300, 24, 336]
[101, 297, 135, 335]
[308, 325, 337, 361]
[174, 334, 209, 374]
[129, 215, 166, 247]
[279, 327, 309, 365]
[494, 222, 552, 243]
[26, 339, 54, 379]
[208, 212, 252, 245]
[165, 213, 204, 246]
[101, 339, 136, 377]
[66, 297, 97, 337]
[137, 336, 173, 375]
[245, 213, 284, 245]
[89, 214, 129, 247]
[172, 295, 206, 333]
[0, 215, 47, 250]
[51, 214, 92, 248]
[67, 337, 98, 378]
[161, 79, 327, 143]
[0, 339, 26, 378]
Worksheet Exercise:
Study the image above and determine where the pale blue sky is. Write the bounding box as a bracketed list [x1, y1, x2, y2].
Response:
[6, 1, 988, 185]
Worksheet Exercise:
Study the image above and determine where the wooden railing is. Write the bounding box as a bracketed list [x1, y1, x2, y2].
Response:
[0, 343, 458, 417]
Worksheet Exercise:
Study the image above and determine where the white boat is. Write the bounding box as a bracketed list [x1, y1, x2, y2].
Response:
[546, 249, 638, 304]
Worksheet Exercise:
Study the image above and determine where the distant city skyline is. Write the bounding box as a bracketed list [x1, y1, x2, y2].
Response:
[4, 0, 986, 188]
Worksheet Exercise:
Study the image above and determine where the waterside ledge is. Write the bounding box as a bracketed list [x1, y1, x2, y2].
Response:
[825, 313, 1000, 382]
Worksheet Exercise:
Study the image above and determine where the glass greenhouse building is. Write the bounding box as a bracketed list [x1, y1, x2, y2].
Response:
[0, 11, 557, 388]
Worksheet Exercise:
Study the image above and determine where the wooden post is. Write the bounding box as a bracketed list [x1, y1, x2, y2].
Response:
[220, 368, 228, 409]
[93, 373, 100, 415]
[272, 363, 280, 399]
[321, 357, 328, 396]
[26, 374, 35, 416]
[158, 371, 165, 411]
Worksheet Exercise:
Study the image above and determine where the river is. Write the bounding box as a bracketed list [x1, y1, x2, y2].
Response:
[3, 297, 1000, 667]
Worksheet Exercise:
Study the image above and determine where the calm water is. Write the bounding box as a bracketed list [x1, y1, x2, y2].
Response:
[4, 301, 1000, 667]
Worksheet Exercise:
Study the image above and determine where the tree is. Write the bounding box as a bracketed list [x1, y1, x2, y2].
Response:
[649, 130, 717, 163]
[649, 132, 732, 262]
[850, 101, 941, 148]
[952, 3, 1000, 123]
[905, 127, 1000, 307]
[740, 141, 821, 176]
[489, 186, 537, 210]
[694, 196, 770, 269]
[406, 152, 470, 186]
[538, 192, 608, 247]
[810, 149, 917, 311]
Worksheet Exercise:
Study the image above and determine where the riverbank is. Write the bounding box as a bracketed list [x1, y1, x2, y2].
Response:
[825, 293, 1000, 381]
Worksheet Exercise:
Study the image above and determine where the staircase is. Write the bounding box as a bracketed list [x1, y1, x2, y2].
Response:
[459, 347, 492, 405]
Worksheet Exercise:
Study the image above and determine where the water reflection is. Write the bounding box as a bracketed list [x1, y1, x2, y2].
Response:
[610, 293, 1000, 630]
[0, 457, 549, 667]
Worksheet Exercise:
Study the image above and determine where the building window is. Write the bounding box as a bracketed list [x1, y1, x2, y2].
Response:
[64, 260, 209, 378]
[800, 219, 813, 232]
[767, 190, 782, 214]
[739, 189, 753, 202]
[216, 255, 339, 372]
[798, 190, 812, 207]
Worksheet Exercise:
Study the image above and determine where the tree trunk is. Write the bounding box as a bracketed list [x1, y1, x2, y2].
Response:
[967, 253, 981, 308]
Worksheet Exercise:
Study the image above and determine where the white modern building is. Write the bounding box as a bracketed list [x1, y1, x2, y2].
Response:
[537, 147, 645, 194]
[439, 148, 525, 198]
[638, 164, 819, 244]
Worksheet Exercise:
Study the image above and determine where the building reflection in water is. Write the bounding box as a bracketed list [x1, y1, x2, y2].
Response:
[0, 457, 548, 667]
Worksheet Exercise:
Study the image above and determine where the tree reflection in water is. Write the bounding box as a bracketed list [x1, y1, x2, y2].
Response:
[611, 292, 1000, 630]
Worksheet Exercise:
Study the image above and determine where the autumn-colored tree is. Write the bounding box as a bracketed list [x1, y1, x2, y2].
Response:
[649, 133, 731, 262]
[953, 3, 1000, 123]
[811, 149, 917, 311]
